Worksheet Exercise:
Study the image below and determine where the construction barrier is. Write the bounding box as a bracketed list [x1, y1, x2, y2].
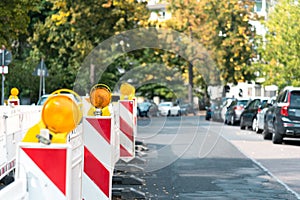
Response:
[118, 100, 135, 162]
[0, 85, 144, 199]
[82, 115, 119, 200]
[0, 106, 41, 181]
[0, 119, 83, 200]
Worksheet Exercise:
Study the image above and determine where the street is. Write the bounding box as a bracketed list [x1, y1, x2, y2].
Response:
[135, 115, 300, 199]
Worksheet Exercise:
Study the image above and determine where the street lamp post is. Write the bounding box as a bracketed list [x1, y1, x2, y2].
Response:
[1, 45, 5, 105]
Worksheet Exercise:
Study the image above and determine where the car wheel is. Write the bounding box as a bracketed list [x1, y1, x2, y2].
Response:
[263, 129, 272, 140]
[263, 119, 272, 139]
[256, 128, 263, 134]
[230, 115, 235, 125]
[272, 120, 283, 144]
[240, 117, 246, 130]
[224, 118, 228, 124]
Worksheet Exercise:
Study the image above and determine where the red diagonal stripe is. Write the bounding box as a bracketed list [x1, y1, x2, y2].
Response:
[86, 118, 111, 144]
[120, 117, 133, 141]
[22, 148, 67, 195]
[84, 147, 110, 198]
[121, 101, 133, 114]
[120, 144, 133, 157]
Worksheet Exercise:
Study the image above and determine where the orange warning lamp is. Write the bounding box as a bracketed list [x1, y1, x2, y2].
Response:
[120, 83, 135, 100]
[22, 89, 83, 144]
[42, 95, 79, 133]
[87, 84, 111, 116]
[89, 84, 111, 108]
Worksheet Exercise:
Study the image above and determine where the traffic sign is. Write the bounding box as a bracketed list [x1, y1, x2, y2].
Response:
[32, 61, 49, 76]
[0, 49, 12, 66]
[0, 66, 8, 74]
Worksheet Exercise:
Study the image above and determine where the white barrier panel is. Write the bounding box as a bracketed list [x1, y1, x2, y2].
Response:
[83, 115, 118, 200]
[0, 105, 41, 180]
[17, 143, 72, 200]
[13, 124, 83, 200]
[19, 106, 42, 132]
[0, 179, 28, 200]
[118, 100, 135, 162]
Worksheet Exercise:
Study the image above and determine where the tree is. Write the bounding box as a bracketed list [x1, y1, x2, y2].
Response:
[27, 0, 150, 95]
[0, 0, 39, 46]
[167, 0, 258, 85]
[0, 0, 40, 102]
[257, 0, 300, 89]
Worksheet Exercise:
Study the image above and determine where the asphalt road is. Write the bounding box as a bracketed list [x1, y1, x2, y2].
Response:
[134, 115, 300, 200]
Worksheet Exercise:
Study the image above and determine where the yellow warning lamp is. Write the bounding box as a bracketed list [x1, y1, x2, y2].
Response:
[9, 87, 19, 99]
[120, 83, 135, 100]
[22, 89, 83, 144]
[88, 84, 111, 116]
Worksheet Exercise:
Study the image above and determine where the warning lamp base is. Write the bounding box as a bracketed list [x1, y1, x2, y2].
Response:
[94, 108, 102, 116]
[36, 134, 51, 145]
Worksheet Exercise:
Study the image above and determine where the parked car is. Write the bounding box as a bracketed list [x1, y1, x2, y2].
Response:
[158, 102, 181, 116]
[240, 97, 271, 130]
[137, 102, 151, 117]
[263, 87, 300, 144]
[217, 98, 234, 122]
[256, 97, 276, 133]
[37, 93, 80, 106]
[205, 100, 220, 121]
[37, 94, 51, 105]
[137, 101, 159, 117]
[180, 103, 195, 116]
[224, 98, 250, 125]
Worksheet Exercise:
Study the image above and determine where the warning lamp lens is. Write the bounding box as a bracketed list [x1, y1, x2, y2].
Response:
[42, 95, 81, 133]
[90, 87, 111, 108]
[120, 83, 135, 96]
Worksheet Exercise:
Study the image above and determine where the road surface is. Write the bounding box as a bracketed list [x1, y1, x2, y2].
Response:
[134, 116, 300, 199]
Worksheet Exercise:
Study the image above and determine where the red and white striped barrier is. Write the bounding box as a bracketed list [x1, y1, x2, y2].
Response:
[118, 100, 136, 162]
[0, 124, 84, 200]
[15, 142, 82, 200]
[82, 115, 119, 200]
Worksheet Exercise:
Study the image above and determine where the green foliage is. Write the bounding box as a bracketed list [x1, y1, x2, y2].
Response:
[167, 0, 258, 85]
[0, 0, 39, 46]
[26, 0, 150, 96]
[257, 0, 300, 89]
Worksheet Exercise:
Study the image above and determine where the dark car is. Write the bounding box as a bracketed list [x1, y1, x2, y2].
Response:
[263, 87, 300, 144]
[137, 101, 159, 117]
[256, 97, 276, 133]
[180, 103, 195, 116]
[224, 98, 250, 125]
[205, 100, 221, 121]
[240, 97, 270, 130]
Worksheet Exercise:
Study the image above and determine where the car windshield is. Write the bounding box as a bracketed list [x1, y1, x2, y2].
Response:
[159, 103, 172, 107]
[139, 103, 151, 110]
[37, 95, 50, 105]
[237, 100, 248, 106]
